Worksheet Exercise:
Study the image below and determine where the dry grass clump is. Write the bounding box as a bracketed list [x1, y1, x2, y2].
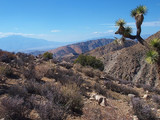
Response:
[131, 97, 156, 120]
[73, 63, 83, 72]
[105, 81, 139, 96]
[82, 67, 95, 77]
[37, 101, 66, 120]
[61, 84, 84, 114]
[58, 61, 73, 69]
[35, 64, 50, 79]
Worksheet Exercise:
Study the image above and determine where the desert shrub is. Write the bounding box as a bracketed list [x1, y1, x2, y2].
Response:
[94, 83, 108, 97]
[8, 85, 28, 98]
[37, 101, 66, 120]
[142, 84, 154, 92]
[16, 52, 34, 64]
[35, 64, 50, 79]
[131, 97, 156, 120]
[153, 88, 160, 95]
[73, 63, 83, 72]
[105, 81, 139, 96]
[118, 79, 133, 86]
[83, 106, 103, 120]
[82, 67, 95, 77]
[58, 61, 73, 69]
[43, 52, 53, 60]
[57, 74, 84, 87]
[64, 69, 74, 76]
[40, 83, 64, 103]
[0, 51, 16, 63]
[23, 64, 41, 80]
[152, 95, 160, 105]
[0, 65, 13, 77]
[61, 84, 84, 114]
[93, 69, 101, 78]
[25, 80, 43, 95]
[44, 67, 56, 78]
[44, 66, 84, 86]
[74, 54, 104, 71]
[1, 96, 31, 120]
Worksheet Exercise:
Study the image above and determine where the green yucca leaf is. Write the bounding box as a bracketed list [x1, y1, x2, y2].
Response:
[115, 19, 126, 26]
[131, 5, 147, 17]
[136, 5, 147, 15]
[131, 9, 137, 17]
[145, 50, 159, 64]
[125, 26, 132, 34]
[150, 38, 160, 49]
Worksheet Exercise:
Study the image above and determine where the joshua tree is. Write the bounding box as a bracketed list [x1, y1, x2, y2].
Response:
[115, 5, 147, 46]
[115, 5, 160, 86]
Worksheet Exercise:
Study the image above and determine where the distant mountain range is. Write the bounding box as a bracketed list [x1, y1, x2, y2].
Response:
[49, 38, 114, 60]
[0, 35, 69, 52]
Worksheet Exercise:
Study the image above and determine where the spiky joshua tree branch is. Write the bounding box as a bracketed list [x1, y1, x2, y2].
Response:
[115, 5, 147, 46]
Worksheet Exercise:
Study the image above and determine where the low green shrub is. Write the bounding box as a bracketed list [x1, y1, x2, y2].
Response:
[74, 54, 104, 71]
[0, 65, 13, 77]
[43, 52, 53, 60]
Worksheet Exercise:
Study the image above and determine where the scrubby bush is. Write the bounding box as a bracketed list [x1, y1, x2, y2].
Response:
[105, 81, 139, 96]
[82, 67, 95, 77]
[23, 64, 41, 80]
[73, 63, 83, 72]
[35, 64, 50, 79]
[8, 85, 28, 98]
[74, 54, 104, 71]
[0, 65, 13, 77]
[58, 61, 73, 69]
[1, 96, 31, 120]
[152, 95, 160, 105]
[94, 83, 108, 97]
[43, 52, 53, 60]
[0, 51, 16, 63]
[25, 80, 43, 95]
[141, 84, 154, 92]
[44, 66, 84, 86]
[83, 105, 103, 120]
[154, 88, 160, 95]
[37, 101, 66, 120]
[16, 52, 34, 64]
[61, 84, 84, 114]
[131, 97, 156, 120]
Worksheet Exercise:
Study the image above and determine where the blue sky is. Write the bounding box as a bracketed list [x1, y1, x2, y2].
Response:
[0, 0, 159, 42]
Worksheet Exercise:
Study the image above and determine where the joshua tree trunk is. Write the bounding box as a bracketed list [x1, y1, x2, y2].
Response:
[135, 14, 144, 36]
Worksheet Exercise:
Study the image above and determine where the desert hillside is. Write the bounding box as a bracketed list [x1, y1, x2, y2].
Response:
[86, 40, 136, 58]
[87, 31, 160, 87]
[0, 50, 160, 120]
